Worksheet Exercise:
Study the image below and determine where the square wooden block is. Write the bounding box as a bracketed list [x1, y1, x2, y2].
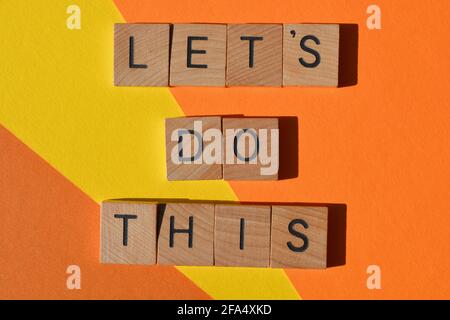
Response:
[226, 24, 282, 86]
[157, 203, 214, 266]
[222, 118, 279, 180]
[271, 206, 328, 268]
[214, 204, 271, 267]
[114, 23, 170, 86]
[165, 116, 223, 180]
[170, 24, 227, 86]
[100, 200, 157, 265]
[283, 24, 339, 87]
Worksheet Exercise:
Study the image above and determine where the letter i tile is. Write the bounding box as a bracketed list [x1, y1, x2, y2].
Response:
[214, 204, 271, 267]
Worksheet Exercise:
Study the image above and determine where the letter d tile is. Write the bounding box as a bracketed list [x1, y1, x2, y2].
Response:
[165, 116, 223, 180]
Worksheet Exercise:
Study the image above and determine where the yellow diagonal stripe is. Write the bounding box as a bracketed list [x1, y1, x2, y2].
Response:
[178, 267, 300, 300]
[0, 0, 299, 299]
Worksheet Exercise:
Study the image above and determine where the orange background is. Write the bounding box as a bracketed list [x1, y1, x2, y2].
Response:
[1, 0, 449, 299]
[116, 0, 450, 299]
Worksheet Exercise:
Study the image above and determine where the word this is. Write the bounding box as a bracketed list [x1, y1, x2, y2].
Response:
[114, 23, 339, 87]
[100, 200, 328, 268]
[165, 116, 279, 180]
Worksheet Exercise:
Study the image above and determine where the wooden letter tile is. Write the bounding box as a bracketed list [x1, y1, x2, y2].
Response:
[157, 203, 214, 266]
[271, 206, 328, 268]
[283, 24, 339, 87]
[114, 23, 170, 86]
[226, 24, 282, 86]
[222, 118, 279, 180]
[165, 116, 222, 180]
[100, 200, 157, 265]
[214, 204, 271, 267]
[170, 24, 227, 86]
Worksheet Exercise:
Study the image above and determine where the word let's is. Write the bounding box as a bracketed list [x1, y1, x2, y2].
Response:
[114, 23, 339, 87]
